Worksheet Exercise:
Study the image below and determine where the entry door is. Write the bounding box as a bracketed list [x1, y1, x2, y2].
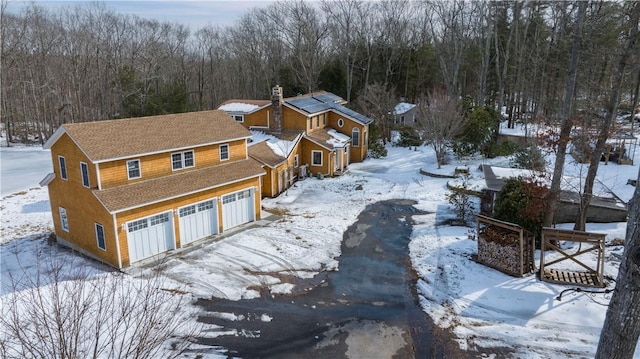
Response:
[222, 189, 255, 231]
[127, 211, 174, 263]
[179, 199, 218, 246]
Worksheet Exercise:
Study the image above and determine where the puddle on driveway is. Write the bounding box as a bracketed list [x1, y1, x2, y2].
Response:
[193, 199, 473, 358]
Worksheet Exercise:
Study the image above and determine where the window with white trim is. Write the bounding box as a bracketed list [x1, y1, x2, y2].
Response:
[171, 150, 195, 170]
[233, 115, 244, 122]
[316, 116, 320, 127]
[352, 128, 360, 147]
[312, 150, 322, 166]
[322, 113, 326, 125]
[236, 189, 251, 199]
[198, 200, 214, 211]
[95, 223, 106, 250]
[220, 144, 230, 161]
[223, 193, 236, 204]
[179, 205, 196, 217]
[59, 207, 69, 232]
[294, 154, 299, 167]
[127, 159, 141, 179]
[337, 119, 344, 127]
[80, 162, 90, 187]
[149, 213, 170, 225]
[127, 218, 148, 232]
[58, 156, 67, 180]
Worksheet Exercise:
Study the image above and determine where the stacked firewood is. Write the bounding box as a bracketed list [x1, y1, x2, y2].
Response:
[478, 224, 535, 277]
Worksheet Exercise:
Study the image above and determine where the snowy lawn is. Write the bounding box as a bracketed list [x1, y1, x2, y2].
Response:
[1, 132, 639, 357]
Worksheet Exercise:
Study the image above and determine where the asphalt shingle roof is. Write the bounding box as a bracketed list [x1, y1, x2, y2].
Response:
[248, 142, 285, 168]
[61, 110, 250, 162]
[93, 158, 265, 212]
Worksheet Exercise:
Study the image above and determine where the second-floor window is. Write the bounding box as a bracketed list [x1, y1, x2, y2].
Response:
[127, 159, 141, 179]
[58, 156, 67, 180]
[80, 162, 90, 187]
[294, 154, 299, 168]
[220, 144, 230, 161]
[172, 150, 195, 170]
[233, 115, 244, 122]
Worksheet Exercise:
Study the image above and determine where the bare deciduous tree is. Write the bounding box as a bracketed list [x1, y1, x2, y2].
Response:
[355, 82, 396, 144]
[0, 254, 197, 359]
[416, 89, 466, 168]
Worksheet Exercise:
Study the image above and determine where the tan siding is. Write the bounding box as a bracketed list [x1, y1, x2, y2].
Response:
[240, 108, 270, 128]
[301, 138, 330, 176]
[260, 138, 302, 198]
[115, 177, 261, 267]
[282, 107, 307, 131]
[307, 113, 327, 135]
[48, 133, 119, 266]
[98, 139, 247, 189]
[327, 112, 368, 162]
[261, 167, 276, 198]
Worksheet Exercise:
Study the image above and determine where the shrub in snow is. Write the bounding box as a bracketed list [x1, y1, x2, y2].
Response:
[368, 140, 388, 158]
[455, 105, 500, 158]
[492, 176, 548, 242]
[447, 173, 476, 224]
[510, 146, 547, 171]
[396, 127, 422, 148]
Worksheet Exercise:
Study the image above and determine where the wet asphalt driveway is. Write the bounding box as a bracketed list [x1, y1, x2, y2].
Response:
[194, 199, 471, 358]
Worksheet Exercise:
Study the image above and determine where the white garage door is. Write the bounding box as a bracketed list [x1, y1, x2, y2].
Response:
[179, 198, 218, 246]
[127, 211, 174, 263]
[222, 189, 255, 231]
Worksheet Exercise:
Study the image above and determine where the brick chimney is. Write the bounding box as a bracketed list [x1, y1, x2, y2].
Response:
[271, 85, 283, 134]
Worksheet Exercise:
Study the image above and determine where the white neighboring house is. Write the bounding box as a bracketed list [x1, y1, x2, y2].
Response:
[393, 102, 418, 128]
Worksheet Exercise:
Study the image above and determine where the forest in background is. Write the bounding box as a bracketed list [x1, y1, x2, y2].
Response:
[1, 0, 639, 145]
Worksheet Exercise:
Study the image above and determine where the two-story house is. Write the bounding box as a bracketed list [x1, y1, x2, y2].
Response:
[219, 86, 372, 197]
[40, 110, 265, 268]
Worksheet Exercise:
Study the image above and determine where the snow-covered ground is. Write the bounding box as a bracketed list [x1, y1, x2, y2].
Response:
[1, 127, 639, 357]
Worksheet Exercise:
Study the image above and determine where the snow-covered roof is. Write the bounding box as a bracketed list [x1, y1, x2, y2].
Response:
[484, 165, 613, 198]
[249, 131, 299, 158]
[393, 102, 416, 115]
[326, 129, 351, 148]
[218, 102, 262, 113]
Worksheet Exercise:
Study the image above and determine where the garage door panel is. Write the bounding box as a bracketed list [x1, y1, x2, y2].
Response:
[179, 199, 218, 246]
[222, 189, 255, 231]
[127, 211, 174, 264]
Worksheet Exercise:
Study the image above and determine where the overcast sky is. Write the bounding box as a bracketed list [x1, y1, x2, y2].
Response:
[5, 1, 279, 29]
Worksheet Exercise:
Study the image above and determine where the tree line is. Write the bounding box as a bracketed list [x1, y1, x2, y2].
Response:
[1, 0, 639, 146]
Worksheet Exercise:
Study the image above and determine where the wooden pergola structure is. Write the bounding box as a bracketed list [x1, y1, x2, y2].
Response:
[539, 227, 606, 288]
